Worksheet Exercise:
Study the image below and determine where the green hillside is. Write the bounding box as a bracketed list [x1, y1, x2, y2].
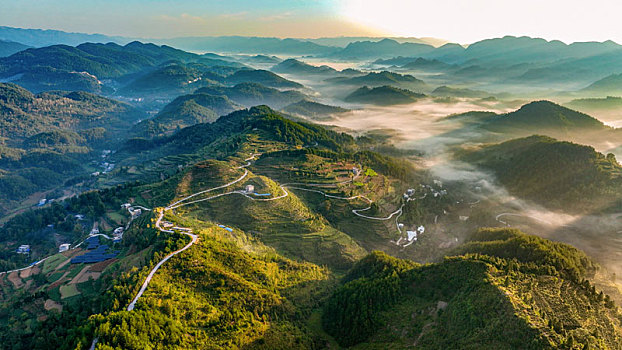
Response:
[195, 83, 306, 109]
[226, 69, 303, 89]
[344, 85, 426, 105]
[0, 41, 240, 93]
[271, 59, 338, 76]
[327, 71, 426, 90]
[119, 62, 225, 96]
[462, 135, 622, 212]
[485, 101, 607, 133]
[282, 100, 349, 118]
[323, 228, 622, 349]
[133, 93, 240, 136]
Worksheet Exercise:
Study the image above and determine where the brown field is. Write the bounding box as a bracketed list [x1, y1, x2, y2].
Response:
[73, 271, 101, 284]
[20, 265, 40, 279]
[69, 265, 91, 284]
[44, 299, 63, 312]
[89, 258, 117, 272]
[7, 271, 23, 288]
[70, 265, 103, 284]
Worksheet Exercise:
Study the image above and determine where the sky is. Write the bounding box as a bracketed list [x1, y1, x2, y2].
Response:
[1, 0, 622, 44]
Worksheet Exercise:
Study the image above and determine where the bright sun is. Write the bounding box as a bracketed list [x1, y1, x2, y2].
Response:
[337, 0, 622, 43]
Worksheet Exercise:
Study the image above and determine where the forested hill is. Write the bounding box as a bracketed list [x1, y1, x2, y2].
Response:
[462, 135, 622, 212]
[485, 100, 608, 133]
[0, 83, 141, 142]
[0, 41, 228, 93]
[345, 85, 426, 105]
[132, 92, 241, 136]
[323, 228, 621, 349]
[162, 105, 356, 153]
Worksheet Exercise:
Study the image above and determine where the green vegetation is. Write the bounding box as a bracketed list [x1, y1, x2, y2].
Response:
[271, 58, 338, 76]
[344, 85, 426, 105]
[0, 41, 222, 93]
[323, 228, 622, 349]
[485, 100, 608, 133]
[327, 71, 426, 90]
[462, 135, 622, 212]
[226, 69, 303, 89]
[195, 82, 306, 109]
[133, 92, 240, 136]
[282, 99, 349, 118]
[118, 62, 225, 96]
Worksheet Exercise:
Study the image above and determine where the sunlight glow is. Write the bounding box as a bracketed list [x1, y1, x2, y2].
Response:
[338, 0, 622, 44]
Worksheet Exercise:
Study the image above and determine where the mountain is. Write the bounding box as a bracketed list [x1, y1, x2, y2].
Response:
[0, 102, 620, 349]
[282, 99, 349, 118]
[323, 228, 621, 348]
[118, 62, 225, 96]
[330, 38, 436, 60]
[516, 48, 622, 86]
[344, 85, 426, 105]
[400, 57, 454, 71]
[326, 71, 426, 90]
[0, 41, 224, 93]
[0, 26, 129, 47]
[195, 82, 306, 109]
[582, 73, 622, 95]
[461, 36, 621, 66]
[484, 100, 609, 134]
[271, 58, 338, 76]
[0, 83, 140, 141]
[225, 69, 303, 89]
[0, 40, 30, 57]
[462, 135, 622, 212]
[158, 36, 338, 56]
[235, 54, 282, 65]
[306, 36, 449, 48]
[133, 93, 240, 136]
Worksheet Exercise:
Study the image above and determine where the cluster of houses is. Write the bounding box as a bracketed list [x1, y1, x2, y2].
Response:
[92, 152, 115, 176]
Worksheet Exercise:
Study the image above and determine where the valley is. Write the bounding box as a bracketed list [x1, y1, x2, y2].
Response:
[0, 25, 621, 349]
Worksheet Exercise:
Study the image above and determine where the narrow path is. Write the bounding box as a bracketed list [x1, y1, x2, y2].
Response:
[126, 211, 197, 311]
[126, 154, 260, 310]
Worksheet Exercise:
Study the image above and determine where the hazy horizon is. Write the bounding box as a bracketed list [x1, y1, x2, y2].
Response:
[3, 0, 622, 44]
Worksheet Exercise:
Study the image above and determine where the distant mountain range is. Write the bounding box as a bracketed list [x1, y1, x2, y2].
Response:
[0, 26, 130, 47]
